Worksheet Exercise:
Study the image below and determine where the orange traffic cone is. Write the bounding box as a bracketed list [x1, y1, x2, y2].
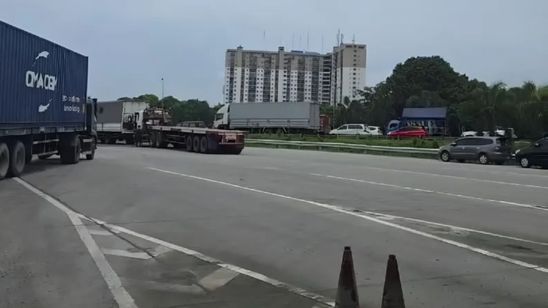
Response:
[381, 255, 405, 308]
[335, 246, 360, 308]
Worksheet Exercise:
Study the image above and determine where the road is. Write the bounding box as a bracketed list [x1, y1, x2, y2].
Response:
[1, 145, 548, 307]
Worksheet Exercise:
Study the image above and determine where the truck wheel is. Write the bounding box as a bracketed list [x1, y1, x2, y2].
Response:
[192, 135, 200, 152]
[200, 136, 208, 153]
[185, 136, 193, 152]
[60, 135, 81, 164]
[86, 139, 96, 160]
[8, 141, 26, 177]
[0, 142, 10, 180]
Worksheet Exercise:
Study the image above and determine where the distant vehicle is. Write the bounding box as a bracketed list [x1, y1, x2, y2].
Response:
[213, 102, 325, 133]
[387, 126, 427, 138]
[515, 137, 548, 168]
[365, 126, 382, 136]
[96, 100, 149, 144]
[0, 20, 96, 180]
[439, 136, 511, 165]
[386, 120, 401, 133]
[461, 127, 517, 138]
[329, 124, 370, 135]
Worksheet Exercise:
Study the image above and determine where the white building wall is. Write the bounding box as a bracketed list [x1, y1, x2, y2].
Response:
[232, 67, 242, 103]
[270, 70, 276, 102]
[304, 71, 312, 102]
[340, 67, 366, 101]
[289, 70, 298, 102]
[243, 68, 250, 103]
[224, 67, 231, 103]
[277, 69, 285, 102]
[256, 68, 264, 102]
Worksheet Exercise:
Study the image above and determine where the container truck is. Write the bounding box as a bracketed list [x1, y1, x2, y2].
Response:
[96, 100, 149, 144]
[133, 108, 246, 154]
[213, 101, 324, 133]
[0, 20, 96, 180]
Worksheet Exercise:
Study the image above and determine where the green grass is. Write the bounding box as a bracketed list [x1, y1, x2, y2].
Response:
[248, 133, 452, 149]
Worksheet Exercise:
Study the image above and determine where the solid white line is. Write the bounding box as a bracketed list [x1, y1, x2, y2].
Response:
[91, 216, 335, 306]
[148, 167, 548, 274]
[121, 278, 205, 295]
[365, 211, 548, 246]
[199, 268, 240, 291]
[310, 173, 548, 212]
[13, 178, 138, 308]
[89, 228, 120, 236]
[359, 165, 548, 190]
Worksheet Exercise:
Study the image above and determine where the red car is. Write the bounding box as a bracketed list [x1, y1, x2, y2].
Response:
[387, 126, 427, 138]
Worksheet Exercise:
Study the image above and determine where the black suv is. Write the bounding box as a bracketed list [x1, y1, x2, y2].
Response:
[515, 137, 548, 168]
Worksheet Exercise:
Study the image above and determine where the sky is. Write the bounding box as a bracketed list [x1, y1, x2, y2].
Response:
[1, 0, 547, 104]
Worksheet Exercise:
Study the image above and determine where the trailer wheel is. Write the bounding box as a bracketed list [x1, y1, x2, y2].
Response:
[192, 135, 200, 152]
[60, 135, 81, 164]
[200, 136, 208, 153]
[0, 142, 10, 180]
[185, 136, 193, 152]
[8, 141, 26, 177]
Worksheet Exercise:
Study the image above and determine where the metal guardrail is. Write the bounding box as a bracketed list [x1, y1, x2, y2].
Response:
[246, 139, 439, 158]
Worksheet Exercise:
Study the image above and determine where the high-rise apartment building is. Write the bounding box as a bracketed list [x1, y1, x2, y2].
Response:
[224, 43, 366, 105]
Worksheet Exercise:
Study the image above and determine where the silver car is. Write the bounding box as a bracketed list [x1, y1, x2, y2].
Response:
[439, 136, 511, 165]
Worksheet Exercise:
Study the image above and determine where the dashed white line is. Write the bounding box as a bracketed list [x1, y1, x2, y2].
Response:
[357, 165, 548, 190]
[199, 268, 240, 291]
[148, 167, 548, 274]
[14, 177, 138, 308]
[310, 173, 548, 212]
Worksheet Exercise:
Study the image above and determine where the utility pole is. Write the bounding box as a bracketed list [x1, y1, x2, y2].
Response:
[161, 78, 165, 99]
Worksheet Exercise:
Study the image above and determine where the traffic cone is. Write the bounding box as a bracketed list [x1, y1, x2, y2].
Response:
[381, 255, 405, 308]
[335, 246, 360, 308]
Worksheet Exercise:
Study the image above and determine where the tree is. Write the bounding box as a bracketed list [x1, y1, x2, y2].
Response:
[135, 94, 160, 107]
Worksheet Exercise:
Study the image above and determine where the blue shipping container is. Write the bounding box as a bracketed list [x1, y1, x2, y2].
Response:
[0, 20, 88, 130]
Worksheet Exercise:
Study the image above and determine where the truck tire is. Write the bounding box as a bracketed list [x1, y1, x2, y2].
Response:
[200, 136, 208, 153]
[185, 136, 193, 152]
[192, 135, 200, 152]
[0, 142, 10, 180]
[8, 140, 26, 177]
[86, 139, 96, 160]
[60, 135, 81, 164]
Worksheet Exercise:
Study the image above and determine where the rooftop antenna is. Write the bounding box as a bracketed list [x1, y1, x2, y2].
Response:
[299, 34, 302, 49]
[336, 29, 341, 46]
[321, 35, 324, 52]
[263, 30, 266, 42]
[292, 33, 295, 49]
[352, 34, 356, 44]
[341, 33, 344, 44]
[306, 31, 310, 51]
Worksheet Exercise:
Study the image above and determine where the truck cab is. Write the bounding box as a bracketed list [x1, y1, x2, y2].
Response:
[213, 104, 230, 129]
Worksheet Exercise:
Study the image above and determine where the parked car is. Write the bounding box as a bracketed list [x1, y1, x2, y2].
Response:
[329, 124, 369, 135]
[515, 137, 548, 168]
[439, 136, 511, 164]
[387, 126, 427, 138]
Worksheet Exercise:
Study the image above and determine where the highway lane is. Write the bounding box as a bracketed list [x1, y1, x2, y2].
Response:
[2, 145, 548, 307]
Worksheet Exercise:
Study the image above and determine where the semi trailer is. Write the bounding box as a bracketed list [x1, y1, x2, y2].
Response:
[96, 100, 149, 144]
[0, 20, 96, 180]
[134, 108, 246, 154]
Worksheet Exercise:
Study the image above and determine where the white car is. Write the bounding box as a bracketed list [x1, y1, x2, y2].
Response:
[329, 124, 381, 136]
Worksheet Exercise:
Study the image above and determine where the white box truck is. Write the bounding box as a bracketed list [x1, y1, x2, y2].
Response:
[96, 100, 149, 144]
[213, 102, 322, 133]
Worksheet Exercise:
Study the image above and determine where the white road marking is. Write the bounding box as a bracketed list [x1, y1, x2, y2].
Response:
[148, 167, 548, 274]
[199, 268, 240, 291]
[90, 216, 336, 307]
[365, 211, 548, 246]
[357, 165, 548, 190]
[102, 248, 151, 260]
[13, 178, 138, 308]
[89, 228, 120, 236]
[121, 278, 205, 295]
[310, 173, 548, 212]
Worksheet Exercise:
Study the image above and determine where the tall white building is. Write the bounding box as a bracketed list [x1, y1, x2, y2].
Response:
[224, 43, 366, 105]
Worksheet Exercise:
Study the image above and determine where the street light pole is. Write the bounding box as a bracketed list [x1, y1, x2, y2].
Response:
[161, 78, 165, 99]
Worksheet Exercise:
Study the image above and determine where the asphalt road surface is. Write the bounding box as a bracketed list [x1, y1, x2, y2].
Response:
[1, 145, 548, 307]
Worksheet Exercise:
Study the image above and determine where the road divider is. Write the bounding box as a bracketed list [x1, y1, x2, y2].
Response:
[246, 139, 439, 159]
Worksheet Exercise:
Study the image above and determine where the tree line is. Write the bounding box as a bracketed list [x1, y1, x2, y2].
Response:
[328, 56, 548, 139]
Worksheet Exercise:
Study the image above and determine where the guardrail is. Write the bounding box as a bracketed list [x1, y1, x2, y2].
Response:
[246, 139, 440, 159]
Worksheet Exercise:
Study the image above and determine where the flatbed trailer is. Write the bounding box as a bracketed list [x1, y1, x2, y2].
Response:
[136, 125, 245, 154]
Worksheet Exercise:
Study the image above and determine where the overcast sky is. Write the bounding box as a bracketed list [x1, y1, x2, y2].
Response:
[2, 0, 547, 104]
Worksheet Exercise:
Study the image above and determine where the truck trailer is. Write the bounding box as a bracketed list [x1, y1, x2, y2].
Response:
[0, 20, 96, 180]
[134, 108, 246, 154]
[213, 101, 323, 133]
[96, 100, 149, 144]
